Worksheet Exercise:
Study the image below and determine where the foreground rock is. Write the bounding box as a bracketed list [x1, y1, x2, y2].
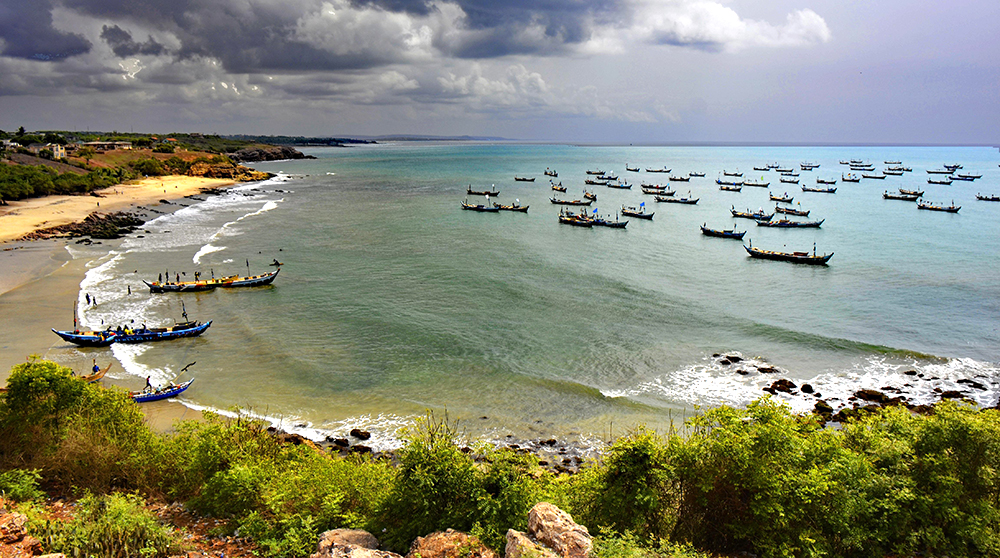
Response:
[0, 505, 44, 557]
[312, 529, 401, 558]
[407, 529, 495, 558]
[507, 503, 591, 558]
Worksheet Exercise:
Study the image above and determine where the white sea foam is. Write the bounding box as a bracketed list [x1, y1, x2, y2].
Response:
[192, 244, 227, 265]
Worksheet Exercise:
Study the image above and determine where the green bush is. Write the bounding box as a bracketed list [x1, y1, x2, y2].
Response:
[0, 468, 45, 502]
[37, 492, 182, 558]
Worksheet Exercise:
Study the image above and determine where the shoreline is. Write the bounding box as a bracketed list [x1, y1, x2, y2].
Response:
[0, 175, 238, 432]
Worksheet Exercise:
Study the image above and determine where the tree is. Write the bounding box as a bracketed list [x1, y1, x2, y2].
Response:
[16, 126, 25, 137]
[78, 146, 96, 167]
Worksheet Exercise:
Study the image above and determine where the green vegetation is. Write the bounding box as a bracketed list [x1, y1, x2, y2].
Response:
[0, 163, 129, 200]
[2, 359, 1000, 558]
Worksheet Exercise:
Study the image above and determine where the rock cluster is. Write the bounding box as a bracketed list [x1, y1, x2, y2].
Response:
[227, 146, 316, 163]
[310, 503, 590, 558]
[187, 162, 272, 182]
[0, 501, 52, 557]
[18, 211, 145, 241]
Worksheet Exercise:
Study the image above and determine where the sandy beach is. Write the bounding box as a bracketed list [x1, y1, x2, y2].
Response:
[0, 175, 236, 245]
[0, 175, 235, 431]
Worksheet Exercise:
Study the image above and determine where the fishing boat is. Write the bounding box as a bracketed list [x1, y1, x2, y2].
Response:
[605, 182, 632, 189]
[780, 177, 800, 184]
[688, 171, 706, 177]
[757, 218, 824, 228]
[744, 241, 833, 265]
[927, 178, 953, 185]
[112, 320, 212, 344]
[723, 170, 743, 177]
[550, 197, 593, 206]
[594, 216, 628, 228]
[927, 169, 955, 175]
[731, 206, 774, 221]
[493, 202, 529, 212]
[645, 167, 670, 173]
[79, 362, 113, 383]
[775, 205, 810, 216]
[558, 209, 594, 227]
[779, 171, 801, 177]
[669, 175, 691, 182]
[461, 200, 500, 212]
[976, 194, 1000, 202]
[883, 170, 904, 176]
[700, 223, 745, 239]
[842, 173, 861, 183]
[770, 193, 793, 203]
[467, 186, 501, 196]
[719, 184, 743, 192]
[584, 179, 608, 185]
[621, 205, 653, 219]
[144, 268, 280, 293]
[657, 195, 699, 204]
[885, 160, 902, 165]
[957, 173, 982, 179]
[950, 175, 975, 182]
[753, 166, 770, 171]
[899, 188, 924, 197]
[862, 173, 886, 180]
[883, 191, 919, 201]
[802, 186, 837, 193]
[583, 190, 597, 201]
[625, 165, 640, 172]
[775, 167, 794, 173]
[544, 169, 558, 177]
[51, 327, 116, 347]
[742, 180, 769, 187]
[816, 178, 837, 185]
[717, 178, 743, 186]
[551, 183, 567, 192]
[643, 187, 674, 196]
[586, 169, 606, 175]
[917, 200, 960, 213]
[513, 176, 535, 182]
[130, 379, 194, 403]
[944, 164, 963, 170]
[800, 163, 820, 170]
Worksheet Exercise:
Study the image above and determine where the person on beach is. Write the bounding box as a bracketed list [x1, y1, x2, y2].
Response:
[144, 376, 152, 392]
[127, 285, 131, 295]
[158, 273, 162, 283]
[85, 293, 90, 304]
[92, 359, 100, 374]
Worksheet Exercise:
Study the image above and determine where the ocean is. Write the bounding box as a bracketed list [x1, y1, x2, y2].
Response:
[70, 143, 1000, 448]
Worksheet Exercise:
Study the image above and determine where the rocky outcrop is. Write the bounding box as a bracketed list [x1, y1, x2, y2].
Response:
[228, 146, 315, 163]
[187, 162, 272, 182]
[0, 506, 44, 557]
[505, 530, 558, 558]
[406, 529, 495, 558]
[311, 529, 401, 558]
[18, 211, 145, 241]
[526, 503, 591, 558]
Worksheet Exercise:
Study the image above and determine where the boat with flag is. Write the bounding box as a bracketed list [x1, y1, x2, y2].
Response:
[744, 241, 833, 265]
[700, 223, 745, 239]
[731, 206, 774, 221]
[621, 204, 653, 219]
[917, 200, 960, 213]
[144, 268, 280, 293]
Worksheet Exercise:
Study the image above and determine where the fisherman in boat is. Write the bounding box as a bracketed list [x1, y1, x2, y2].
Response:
[144, 376, 152, 392]
[92, 359, 100, 374]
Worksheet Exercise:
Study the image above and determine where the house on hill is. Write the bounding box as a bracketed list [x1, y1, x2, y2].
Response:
[27, 143, 67, 159]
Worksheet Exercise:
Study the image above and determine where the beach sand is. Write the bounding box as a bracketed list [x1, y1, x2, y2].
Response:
[0, 175, 235, 244]
[0, 175, 235, 432]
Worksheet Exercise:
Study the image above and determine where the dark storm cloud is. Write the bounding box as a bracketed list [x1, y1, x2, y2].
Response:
[0, 0, 91, 60]
[100, 25, 167, 57]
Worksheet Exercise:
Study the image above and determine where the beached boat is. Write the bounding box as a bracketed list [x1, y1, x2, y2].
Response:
[111, 320, 212, 344]
[976, 194, 1000, 202]
[550, 197, 593, 206]
[899, 188, 924, 197]
[719, 184, 743, 192]
[467, 187, 501, 196]
[802, 186, 837, 193]
[621, 205, 653, 219]
[883, 191, 919, 201]
[657, 195, 698, 204]
[544, 169, 558, 177]
[513, 176, 535, 182]
[51, 328, 117, 347]
[700, 223, 745, 239]
[461, 200, 500, 212]
[757, 218, 824, 228]
[144, 268, 280, 293]
[731, 207, 774, 221]
[917, 200, 960, 213]
[130, 379, 194, 403]
[744, 242, 833, 265]
[775, 205, 810, 217]
[688, 171, 705, 177]
[927, 178, 953, 185]
[770, 193, 793, 203]
[493, 202, 529, 212]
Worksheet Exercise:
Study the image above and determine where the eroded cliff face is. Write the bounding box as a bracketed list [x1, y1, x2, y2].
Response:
[227, 145, 315, 163]
[187, 161, 272, 181]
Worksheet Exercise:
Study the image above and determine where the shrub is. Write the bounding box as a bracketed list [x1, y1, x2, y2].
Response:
[0, 468, 45, 502]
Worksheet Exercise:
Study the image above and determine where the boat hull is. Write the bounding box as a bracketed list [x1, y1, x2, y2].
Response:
[745, 245, 833, 265]
[131, 379, 194, 403]
[112, 321, 212, 344]
[51, 329, 116, 347]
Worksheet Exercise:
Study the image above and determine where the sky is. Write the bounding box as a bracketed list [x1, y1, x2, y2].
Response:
[0, 0, 997, 143]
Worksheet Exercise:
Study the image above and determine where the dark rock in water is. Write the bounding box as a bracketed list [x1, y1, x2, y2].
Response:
[769, 379, 797, 393]
[854, 389, 889, 404]
[538, 461, 549, 466]
[763, 387, 777, 395]
[332, 438, 349, 448]
[460, 446, 472, 454]
[904, 370, 918, 376]
[718, 359, 731, 366]
[939, 390, 965, 399]
[712, 353, 721, 358]
[350, 428, 371, 440]
[480, 416, 488, 420]
[813, 393, 822, 398]
[350, 444, 372, 454]
[757, 366, 780, 374]
[726, 355, 743, 363]
[814, 400, 833, 414]
[958, 378, 987, 391]
[801, 384, 814, 394]
[736, 369, 749, 375]
[542, 439, 557, 446]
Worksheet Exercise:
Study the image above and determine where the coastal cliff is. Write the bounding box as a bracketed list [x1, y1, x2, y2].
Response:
[227, 145, 316, 163]
[187, 161, 272, 181]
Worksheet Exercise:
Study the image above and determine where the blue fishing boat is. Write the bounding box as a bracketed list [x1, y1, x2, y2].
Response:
[51, 328, 117, 347]
[700, 223, 745, 239]
[110, 320, 212, 344]
[130, 379, 194, 403]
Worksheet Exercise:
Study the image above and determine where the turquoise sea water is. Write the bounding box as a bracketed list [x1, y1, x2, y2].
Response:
[72, 144, 1000, 447]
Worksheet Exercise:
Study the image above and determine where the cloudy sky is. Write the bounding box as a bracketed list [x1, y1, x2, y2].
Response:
[0, 0, 996, 142]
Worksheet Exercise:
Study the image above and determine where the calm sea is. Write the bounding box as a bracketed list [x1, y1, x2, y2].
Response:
[71, 143, 1000, 447]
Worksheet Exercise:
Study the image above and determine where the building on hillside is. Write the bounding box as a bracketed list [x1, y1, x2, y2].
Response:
[79, 141, 133, 152]
[27, 143, 67, 158]
[0, 139, 16, 151]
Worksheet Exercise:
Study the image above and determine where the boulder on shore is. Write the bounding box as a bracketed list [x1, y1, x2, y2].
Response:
[311, 528, 401, 558]
[527, 502, 592, 558]
[505, 530, 558, 558]
[406, 529, 495, 558]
